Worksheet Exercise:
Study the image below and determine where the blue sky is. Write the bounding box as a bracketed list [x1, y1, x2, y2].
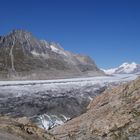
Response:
[0, 0, 140, 68]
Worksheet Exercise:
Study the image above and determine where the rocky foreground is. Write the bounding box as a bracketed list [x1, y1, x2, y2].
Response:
[0, 116, 56, 140]
[50, 77, 140, 140]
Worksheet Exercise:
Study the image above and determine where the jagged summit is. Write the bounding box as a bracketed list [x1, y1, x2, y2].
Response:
[3, 29, 33, 43]
[0, 29, 104, 80]
[9, 29, 32, 36]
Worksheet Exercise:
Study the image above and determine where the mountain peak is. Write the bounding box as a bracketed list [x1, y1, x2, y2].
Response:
[103, 62, 140, 74]
[9, 29, 32, 35]
[120, 62, 129, 67]
[6, 29, 33, 40]
[120, 62, 137, 67]
[0, 30, 104, 80]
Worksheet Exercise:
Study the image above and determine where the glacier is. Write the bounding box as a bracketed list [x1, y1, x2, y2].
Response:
[0, 74, 138, 129]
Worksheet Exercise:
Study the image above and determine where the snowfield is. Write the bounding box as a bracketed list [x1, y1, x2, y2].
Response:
[0, 74, 138, 129]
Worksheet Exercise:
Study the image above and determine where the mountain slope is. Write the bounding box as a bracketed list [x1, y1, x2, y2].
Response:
[0, 30, 104, 80]
[103, 62, 140, 74]
[50, 77, 140, 140]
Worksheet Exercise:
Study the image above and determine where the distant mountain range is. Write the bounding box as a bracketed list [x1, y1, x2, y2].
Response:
[0, 30, 104, 80]
[102, 62, 140, 74]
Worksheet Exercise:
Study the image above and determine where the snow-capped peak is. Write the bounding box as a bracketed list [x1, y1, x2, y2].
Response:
[102, 62, 140, 75]
[119, 62, 137, 68]
[120, 62, 129, 67]
[117, 62, 138, 74]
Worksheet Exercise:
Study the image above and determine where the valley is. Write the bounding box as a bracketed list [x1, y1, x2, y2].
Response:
[0, 74, 138, 130]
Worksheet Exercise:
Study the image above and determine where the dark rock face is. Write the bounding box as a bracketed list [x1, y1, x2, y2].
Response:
[0, 30, 104, 80]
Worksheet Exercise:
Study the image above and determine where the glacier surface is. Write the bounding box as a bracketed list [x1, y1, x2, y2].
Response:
[0, 74, 138, 129]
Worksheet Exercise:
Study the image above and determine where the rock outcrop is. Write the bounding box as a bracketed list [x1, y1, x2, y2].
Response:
[0, 116, 56, 140]
[50, 77, 140, 140]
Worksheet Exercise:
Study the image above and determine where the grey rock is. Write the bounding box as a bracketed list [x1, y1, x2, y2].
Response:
[0, 29, 104, 80]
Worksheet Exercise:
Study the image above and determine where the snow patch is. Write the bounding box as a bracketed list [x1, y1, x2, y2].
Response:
[50, 45, 67, 56]
[102, 68, 117, 75]
[31, 51, 40, 56]
[31, 51, 48, 58]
